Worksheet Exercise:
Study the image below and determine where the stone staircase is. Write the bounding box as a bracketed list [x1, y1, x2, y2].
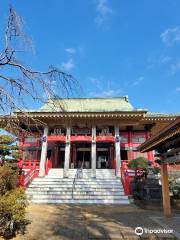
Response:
[26, 169, 130, 204]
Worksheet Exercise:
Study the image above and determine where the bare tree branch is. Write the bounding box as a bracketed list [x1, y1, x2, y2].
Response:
[0, 6, 80, 134]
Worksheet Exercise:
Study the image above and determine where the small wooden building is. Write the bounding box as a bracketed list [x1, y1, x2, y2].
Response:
[138, 117, 180, 216]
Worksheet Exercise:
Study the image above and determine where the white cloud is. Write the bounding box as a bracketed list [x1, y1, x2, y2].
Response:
[160, 56, 172, 64]
[88, 75, 123, 97]
[176, 87, 180, 92]
[102, 89, 116, 97]
[171, 60, 180, 74]
[65, 48, 76, 54]
[90, 88, 122, 97]
[94, 0, 113, 27]
[61, 58, 75, 71]
[160, 26, 180, 45]
[132, 76, 144, 86]
[88, 77, 98, 83]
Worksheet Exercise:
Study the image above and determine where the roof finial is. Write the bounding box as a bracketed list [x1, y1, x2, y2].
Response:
[125, 95, 129, 102]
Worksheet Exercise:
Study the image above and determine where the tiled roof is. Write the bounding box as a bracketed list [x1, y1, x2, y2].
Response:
[36, 97, 145, 113]
[146, 112, 180, 117]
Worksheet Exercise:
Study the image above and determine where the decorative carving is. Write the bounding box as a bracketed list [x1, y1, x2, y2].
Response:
[50, 127, 65, 136]
[115, 135, 120, 142]
[72, 127, 91, 135]
[41, 136, 47, 142]
[98, 126, 112, 136]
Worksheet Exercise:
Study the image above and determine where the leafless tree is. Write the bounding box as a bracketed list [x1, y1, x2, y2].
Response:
[0, 7, 78, 134]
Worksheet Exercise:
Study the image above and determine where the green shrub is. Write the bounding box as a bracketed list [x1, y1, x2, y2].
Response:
[128, 157, 149, 170]
[0, 162, 18, 196]
[0, 188, 28, 239]
[152, 166, 160, 175]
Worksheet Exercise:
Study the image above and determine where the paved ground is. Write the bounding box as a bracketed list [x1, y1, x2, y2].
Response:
[13, 204, 179, 240]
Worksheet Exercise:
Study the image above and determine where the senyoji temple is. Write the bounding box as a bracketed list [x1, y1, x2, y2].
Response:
[1, 97, 176, 177]
[1, 96, 178, 177]
[0, 97, 179, 203]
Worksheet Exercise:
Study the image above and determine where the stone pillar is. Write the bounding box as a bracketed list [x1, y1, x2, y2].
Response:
[115, 125, 121, 177]
[39, 126, 49, 177]
[91, 126, 96, 178]
[128, 130, 134, 161]
[64, 127, 71, 178]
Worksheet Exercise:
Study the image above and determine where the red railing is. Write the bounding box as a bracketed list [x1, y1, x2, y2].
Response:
[45, 159, 52, 175]
[168, 164, 180, 171]
[17, 158, 53, 186]
[70, 136, 92, 142]
[18, 167, 39, 187]
[17, 160, 40, 169]
[48, 135, 66, 142]
[17, 160, 39, 187]
[96, 136, 115, 142]
[120, 160, 145, 195]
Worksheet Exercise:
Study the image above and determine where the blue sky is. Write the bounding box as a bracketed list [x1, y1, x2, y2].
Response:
[0, 0, 180, 113]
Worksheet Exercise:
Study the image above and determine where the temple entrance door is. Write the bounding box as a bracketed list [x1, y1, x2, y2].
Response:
[97, 143, 113, 169]
[53, 145, 65, 168]
[58, 148, 65, 168]
[71, 142, 91, 169]
[76, 148, 91, 169]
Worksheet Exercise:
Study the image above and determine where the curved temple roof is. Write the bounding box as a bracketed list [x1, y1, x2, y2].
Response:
[37, 97, 146, 113]
[138, 117, 180, 152]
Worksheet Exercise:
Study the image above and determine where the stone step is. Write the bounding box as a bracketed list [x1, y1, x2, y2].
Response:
[29, 184, 123, 189]
[48, 170, 115, 172]
[27, 168, 129, 205]
[31, 199, 130, 204]
[29, 195, 128, 200]
[26, 190, 124, 195]
[48, 172, 116, 174]
[30, 180, 122, 184]
[46, 176, 117, 179]
[47, 174, 116, 176]
[28, 187, 123, 192]
[48, 169, 115, 171]
[45, 175, 116, 179]
[47, 172, 116, 174]
[31, 179, 121, 183]
[32, 179, 121, 183]
[44, 175, 118, 179]
[29, 186, 123, 190]
[48, 171, 115, 173]
[48, 171, 116, 175]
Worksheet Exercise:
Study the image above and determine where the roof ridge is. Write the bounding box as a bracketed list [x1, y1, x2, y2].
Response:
[48, 96, 129, 101]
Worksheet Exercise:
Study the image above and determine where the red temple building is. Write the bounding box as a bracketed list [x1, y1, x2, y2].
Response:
[0, 97, 179, 203]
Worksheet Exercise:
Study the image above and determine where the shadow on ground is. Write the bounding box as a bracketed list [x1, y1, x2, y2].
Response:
[12, 204, 178, 240]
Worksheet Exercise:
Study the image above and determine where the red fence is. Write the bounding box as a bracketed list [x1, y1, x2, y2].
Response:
[18, 167, 39, 187]
[17, 159, 54, 186]
[45, 159, 52, 175]
[17, 160, 40, 187]
[120, 161, 145, 195]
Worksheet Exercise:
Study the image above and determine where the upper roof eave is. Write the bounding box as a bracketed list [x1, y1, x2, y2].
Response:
[138, 117, 180, 152]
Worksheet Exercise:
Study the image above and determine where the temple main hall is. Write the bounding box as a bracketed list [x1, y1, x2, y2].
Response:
[14, 97, 177, 177]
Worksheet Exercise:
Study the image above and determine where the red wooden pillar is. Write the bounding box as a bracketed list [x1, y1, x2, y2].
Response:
[145, 131, 155, 162]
